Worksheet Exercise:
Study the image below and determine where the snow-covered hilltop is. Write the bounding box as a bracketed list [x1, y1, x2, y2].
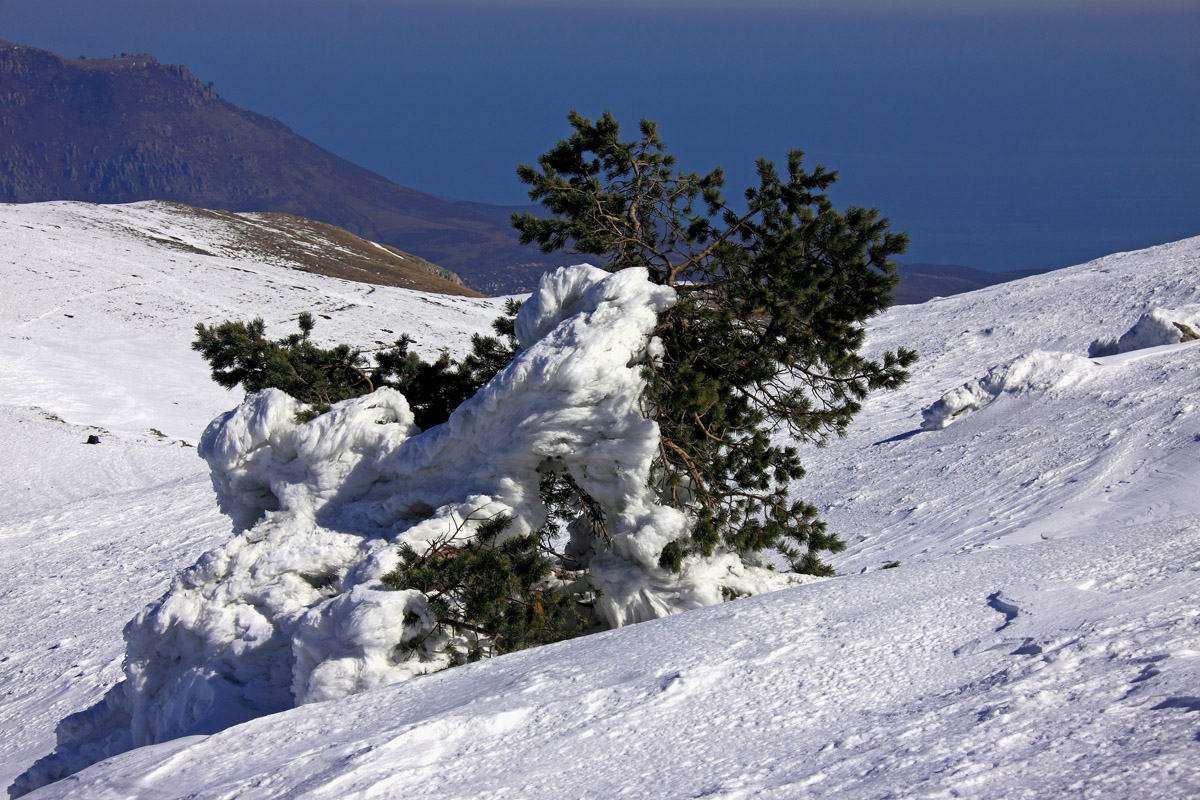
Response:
[2, 201, 1198, 798]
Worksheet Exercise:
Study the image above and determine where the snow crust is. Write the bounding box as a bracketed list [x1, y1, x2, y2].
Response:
[4, 201, 1200, 800]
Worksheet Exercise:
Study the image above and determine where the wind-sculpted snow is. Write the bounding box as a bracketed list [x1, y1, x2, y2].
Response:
[1088, 304, 1200, 357]
[920, 350, 1095, 430]
[11, 264, 805, 796]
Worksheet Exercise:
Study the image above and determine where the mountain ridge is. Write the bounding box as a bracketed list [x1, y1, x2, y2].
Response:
[0, 40, 559, 293]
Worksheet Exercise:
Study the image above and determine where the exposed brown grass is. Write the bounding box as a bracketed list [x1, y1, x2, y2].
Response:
[162, 202, 483, 297]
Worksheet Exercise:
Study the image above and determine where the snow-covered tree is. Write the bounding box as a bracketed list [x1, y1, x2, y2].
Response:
[189, 112, 914, 667]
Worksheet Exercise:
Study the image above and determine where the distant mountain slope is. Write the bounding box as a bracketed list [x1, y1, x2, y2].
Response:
[0, 39, 1048, 300]
[892, 263, 1047, 305]
[0, 40, 557, 293]
[127, 201, 481, 297]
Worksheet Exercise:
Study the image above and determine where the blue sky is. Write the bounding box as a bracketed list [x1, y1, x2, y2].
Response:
[5, 1, 1198, 271]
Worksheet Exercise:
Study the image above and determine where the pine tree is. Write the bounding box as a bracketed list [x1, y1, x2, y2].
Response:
[382, 512, 581, 662]
[193, 303, 520, 429]
[192, 113, 915, 666]
[192, 312, 373, 415]
[513, 111, 915, 575]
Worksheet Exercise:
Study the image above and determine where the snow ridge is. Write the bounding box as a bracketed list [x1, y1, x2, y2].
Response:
[920, 350, 1095, 430]
[1088, 304, 1200, 357]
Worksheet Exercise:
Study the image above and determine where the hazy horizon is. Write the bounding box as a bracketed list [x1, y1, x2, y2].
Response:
[4, 1, 1197, 272]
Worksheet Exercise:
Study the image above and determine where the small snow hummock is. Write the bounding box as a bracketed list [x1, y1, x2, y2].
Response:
[920, 350, 1095, 430]
[1088, 305, 1200, 357]
[12, 265, 807, 796]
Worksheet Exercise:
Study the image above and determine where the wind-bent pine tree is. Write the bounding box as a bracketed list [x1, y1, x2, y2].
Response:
[192, 111, 915, 663]
[513, 110, 916, 576]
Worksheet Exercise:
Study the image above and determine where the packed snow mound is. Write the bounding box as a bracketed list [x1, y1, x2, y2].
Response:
[920, 350, 1094, 430]
[13, 264, 807, 797]
[1087, 304, 1200, 357]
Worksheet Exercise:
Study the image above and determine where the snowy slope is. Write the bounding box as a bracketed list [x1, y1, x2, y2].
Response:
[0, 201, 505, 441]
[801, 235, 1200, 574]
[18, 515, 1200, 800]
[0, 201, 505, 791]
[2, 202, 1199, 798]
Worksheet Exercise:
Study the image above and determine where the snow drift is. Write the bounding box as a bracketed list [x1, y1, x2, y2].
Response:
[922, 302, 1200, 431]
[1087, 304, 1200, 357]
[12, 264, 804, 796]
[920, 350, 1095, 430]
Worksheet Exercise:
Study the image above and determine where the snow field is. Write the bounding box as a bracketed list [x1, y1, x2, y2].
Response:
[0, 200, 503, 793]
[0, 406, 228, 793]
[802, 235, 1200, 574]
[1, 201, 1198, 798]
[18, 513, 1200, 800]
[0, 201, 506, 442]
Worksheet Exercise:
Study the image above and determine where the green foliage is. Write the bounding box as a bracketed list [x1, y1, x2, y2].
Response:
[193, 303, 521, 429]
[658, 540, 685, 573]
[192, 312, 372, 418]
[514, 111, 917, 575]
[382, 513, 581, 661]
